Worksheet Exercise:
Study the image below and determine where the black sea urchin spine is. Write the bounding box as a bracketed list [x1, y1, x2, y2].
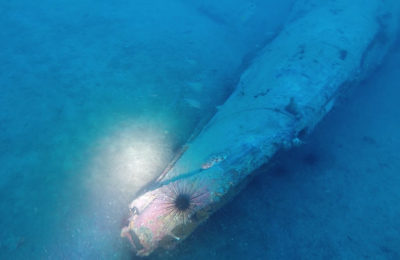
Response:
[160, 181, 208, 224]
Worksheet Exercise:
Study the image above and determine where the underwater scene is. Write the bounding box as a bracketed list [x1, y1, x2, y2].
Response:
[1, 0, 399, 259]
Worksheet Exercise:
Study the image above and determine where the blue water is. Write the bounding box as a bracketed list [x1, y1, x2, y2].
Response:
[0, 1, 399, 259]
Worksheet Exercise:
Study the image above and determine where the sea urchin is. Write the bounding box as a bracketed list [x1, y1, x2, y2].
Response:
[159, 181, 209, 224]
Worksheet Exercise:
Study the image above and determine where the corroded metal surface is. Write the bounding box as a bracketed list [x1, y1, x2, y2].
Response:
[122, 0, 399, 256]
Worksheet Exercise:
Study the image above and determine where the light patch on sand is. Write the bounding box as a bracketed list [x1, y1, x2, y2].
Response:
[85, 118, 174, 204]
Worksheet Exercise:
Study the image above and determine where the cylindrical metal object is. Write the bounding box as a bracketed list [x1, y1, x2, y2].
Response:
[122, 0, 400, 256]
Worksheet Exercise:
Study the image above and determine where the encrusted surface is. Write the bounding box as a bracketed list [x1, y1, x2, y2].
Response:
[122, 0, 400, 256]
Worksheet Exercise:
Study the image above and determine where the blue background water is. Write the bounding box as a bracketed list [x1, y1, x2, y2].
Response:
[0, 0, 399, 259]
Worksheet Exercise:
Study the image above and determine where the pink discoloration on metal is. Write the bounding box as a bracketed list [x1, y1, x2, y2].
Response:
[124, 181, 211, 256]
[201, 153, 228, 169]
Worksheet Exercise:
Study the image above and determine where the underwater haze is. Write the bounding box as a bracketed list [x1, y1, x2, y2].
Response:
[0, 0, 399, 259]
